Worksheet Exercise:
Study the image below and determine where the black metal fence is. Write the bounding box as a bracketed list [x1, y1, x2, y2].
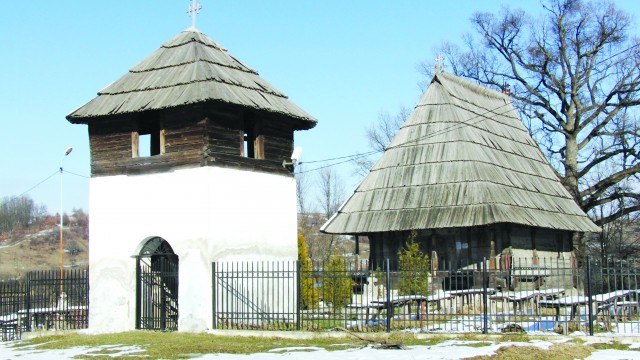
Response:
[0, 269, 89, 340]
[212, 261, 298, 330]
[213, 257, 640, 335]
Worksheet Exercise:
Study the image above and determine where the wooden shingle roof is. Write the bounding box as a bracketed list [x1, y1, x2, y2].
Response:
[67, 29, 316, 128]
[321, 72, 600, 234]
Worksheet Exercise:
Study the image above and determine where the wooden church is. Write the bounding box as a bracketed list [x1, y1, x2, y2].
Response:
[321, 72, 599, 274]
[66, 19, 316, 331]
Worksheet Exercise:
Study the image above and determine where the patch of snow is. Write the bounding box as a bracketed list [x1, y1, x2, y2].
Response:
[0, 341, 145, 359]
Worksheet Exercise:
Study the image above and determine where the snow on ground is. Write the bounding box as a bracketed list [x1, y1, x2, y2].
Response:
[2, 338, 640, 360]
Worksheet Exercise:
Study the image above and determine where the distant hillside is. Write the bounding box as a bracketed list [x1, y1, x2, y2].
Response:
[0, 223, 88, 280]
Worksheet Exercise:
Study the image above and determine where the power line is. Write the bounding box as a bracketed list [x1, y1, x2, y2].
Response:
[594, 41, 640, 67]
[15, 169, 89, 199]
[295, 101, 516, 175]
[385, 102, 515, 151]
[297, 150, 380, 165]
[64, 170, 90, 179]
[296, 151, 375, 174]
[18, 170, 59, 198]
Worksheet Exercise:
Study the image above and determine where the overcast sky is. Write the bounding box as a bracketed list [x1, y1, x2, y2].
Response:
[1, 1, 638, 214]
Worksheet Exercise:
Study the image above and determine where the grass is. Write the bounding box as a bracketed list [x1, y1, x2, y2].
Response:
[10, 331, 640, 360]
[14, 331, 378, 359]
[590, 340, 637, 351]
[467, 343, 593, 360]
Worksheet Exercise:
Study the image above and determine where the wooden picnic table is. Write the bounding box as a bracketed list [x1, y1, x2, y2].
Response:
[510, 267, 551, 281]
[18, 305, 87, 330]
[490, 288, 565, 315]
[538, 290, 633, 323]
[0, 313, 24, 340]
[538, 295, 589, 322]
[348, 293, 455, 322]
[593, 290, 635, 319]
[446, 288, 496, 310]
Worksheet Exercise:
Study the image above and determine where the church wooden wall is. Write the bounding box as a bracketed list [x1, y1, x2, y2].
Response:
[87, 105, 295, 177]
[88, 113, 204, 176]
[368, 224, 573, 271]
[204, 110, 294, 175]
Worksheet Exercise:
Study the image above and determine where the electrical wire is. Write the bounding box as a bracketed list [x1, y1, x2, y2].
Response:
[18, 170, 59, 198]
[594, 41, 640, 67]
[15, 168, 89, 199]
[296, 151, 376, 174]
[385, 102, 515, 151]
[295, 101, 516, 175]
[297, 150, 380, 165]
[64, 170, 90, 179]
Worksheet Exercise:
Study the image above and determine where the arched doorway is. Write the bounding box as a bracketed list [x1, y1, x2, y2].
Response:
[135, 237, 179, 331]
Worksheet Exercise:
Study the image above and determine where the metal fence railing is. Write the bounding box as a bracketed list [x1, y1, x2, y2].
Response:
[213, 261, 298, 330]
[3, 258, 637, 337]
[0, 269, 89, 340]
[213, 257, 640, 335]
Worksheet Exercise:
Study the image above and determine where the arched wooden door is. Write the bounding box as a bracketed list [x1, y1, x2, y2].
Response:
[135, 237, 179, 331]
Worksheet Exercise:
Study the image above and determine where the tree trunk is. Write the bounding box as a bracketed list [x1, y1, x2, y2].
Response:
[564, 134, 588, 269]
[563, 134, 581, 206]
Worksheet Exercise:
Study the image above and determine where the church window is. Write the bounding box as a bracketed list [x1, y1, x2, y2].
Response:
[132, 119, 165, 158]
[240, 121, 264, 159]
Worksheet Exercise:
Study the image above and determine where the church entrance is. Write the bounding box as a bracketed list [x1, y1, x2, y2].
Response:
[135, 237, 179, 331]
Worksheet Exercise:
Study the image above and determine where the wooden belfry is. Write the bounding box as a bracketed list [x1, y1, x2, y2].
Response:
[66, 4, 316, 333]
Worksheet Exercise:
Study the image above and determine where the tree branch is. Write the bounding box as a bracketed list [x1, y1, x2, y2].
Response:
[580, 162, 640, 201]
[583, 191, 640, 210]
[594, 204, 640, 226]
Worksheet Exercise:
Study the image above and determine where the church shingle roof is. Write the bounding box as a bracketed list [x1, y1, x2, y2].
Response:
[67, 29, 316, 128]
[321, 72, 600, 234]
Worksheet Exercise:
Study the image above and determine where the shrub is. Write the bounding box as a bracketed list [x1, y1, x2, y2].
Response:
[397, 231, 430, 296]
[322, 256, 352, 311]
[298, 233, 319, 309]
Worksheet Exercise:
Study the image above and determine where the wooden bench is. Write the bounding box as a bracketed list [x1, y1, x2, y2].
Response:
[0, 313, 22, 341]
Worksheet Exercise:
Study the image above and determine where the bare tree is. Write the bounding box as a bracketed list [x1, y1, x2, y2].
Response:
[296, 166, 333, 261]
[316, 168, 346, 256]
[295, 165, 312, 215]
[590, 204, 640, 260]
[317, 168, 345, 219]
[299, 212, 334, 262]
[426, 0, 640, 233]
[0, 195, 46, 233]
[353, 107, 411, 177]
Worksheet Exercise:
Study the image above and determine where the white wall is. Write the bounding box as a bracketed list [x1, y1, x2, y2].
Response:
[88, 166, 298, 333]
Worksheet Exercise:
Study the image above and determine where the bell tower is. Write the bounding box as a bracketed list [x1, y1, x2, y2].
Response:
[67, 24, 315, 332]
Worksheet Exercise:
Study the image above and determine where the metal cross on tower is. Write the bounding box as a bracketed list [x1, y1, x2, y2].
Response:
[434, 55, 446, 74]
[187, 0, 202, 29]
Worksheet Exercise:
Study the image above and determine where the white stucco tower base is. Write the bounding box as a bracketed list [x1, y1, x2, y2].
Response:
[88, 166, 298, 333]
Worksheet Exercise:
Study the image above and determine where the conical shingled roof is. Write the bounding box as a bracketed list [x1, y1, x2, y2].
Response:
[67, 29, 316, 128]
[322, 72, 600, 234]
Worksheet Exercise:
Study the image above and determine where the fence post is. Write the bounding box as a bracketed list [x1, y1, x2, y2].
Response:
[296, 260, 301, 331]
[134, 257, 141, 329]
[25, 272, 31, 331]
[386, 259, 391, 333]
[212, 262, 217, 330]
[482, 257, 488, 334]
[586, 256, 593, 336]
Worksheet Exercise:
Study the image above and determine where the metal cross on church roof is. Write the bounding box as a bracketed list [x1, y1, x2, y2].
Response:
[434, 55, 446, 74]
[187, 0, 202, 29]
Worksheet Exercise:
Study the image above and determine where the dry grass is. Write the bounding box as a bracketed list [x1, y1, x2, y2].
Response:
[16, 331, 371, 359]
[467, 343, 593, 360]
[11, 331, 639, 359]
[0, 227, 88, 279]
